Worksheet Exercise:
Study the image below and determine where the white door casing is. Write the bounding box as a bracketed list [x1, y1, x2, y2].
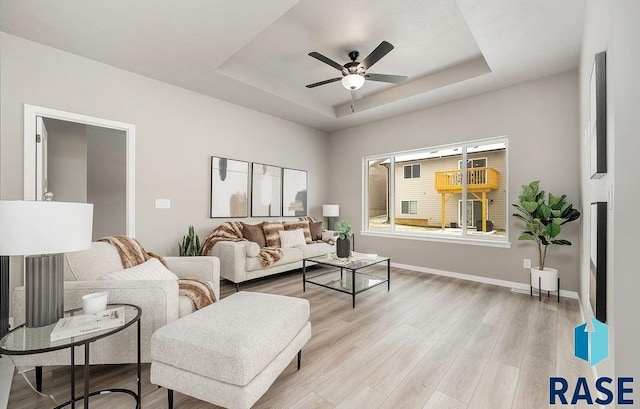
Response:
[35, 116, 48, 201]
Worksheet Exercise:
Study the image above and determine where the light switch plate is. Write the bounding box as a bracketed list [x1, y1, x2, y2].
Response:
[155, 199, 170, 209]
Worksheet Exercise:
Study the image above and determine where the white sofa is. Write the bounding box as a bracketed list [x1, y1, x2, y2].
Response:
[11, 242, 220, 368]
[211, 232, 334, 290]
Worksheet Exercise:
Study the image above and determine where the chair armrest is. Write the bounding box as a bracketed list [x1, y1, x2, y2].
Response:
[209, 241, 247, 284]
[164, 256, 220, 301]
[12, 280, 180, 328]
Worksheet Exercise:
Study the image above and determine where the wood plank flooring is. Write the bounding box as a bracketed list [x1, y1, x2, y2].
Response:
[6, 267, 592, 409]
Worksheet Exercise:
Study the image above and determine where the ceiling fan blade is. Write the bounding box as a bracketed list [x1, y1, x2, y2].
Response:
[365, 73, 408, 84]
[359, 41, 394, 70]
[308, 52, 346, 72]
[305, 77, 342, 88]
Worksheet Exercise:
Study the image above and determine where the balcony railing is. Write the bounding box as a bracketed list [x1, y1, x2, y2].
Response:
[435, 167, 500, 193]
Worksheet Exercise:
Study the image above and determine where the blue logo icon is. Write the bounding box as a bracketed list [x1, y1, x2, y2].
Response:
[574, 317, 608, 367]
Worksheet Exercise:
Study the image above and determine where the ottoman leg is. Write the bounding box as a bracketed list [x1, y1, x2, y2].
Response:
[297, 350, 302, 370]
[168, 389, 174, 409]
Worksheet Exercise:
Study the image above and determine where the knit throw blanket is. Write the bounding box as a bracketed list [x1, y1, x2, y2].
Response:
[98, 236, 216, 309]
[201, 222, 283, 267]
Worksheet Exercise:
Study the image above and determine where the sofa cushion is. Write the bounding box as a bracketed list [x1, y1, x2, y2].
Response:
[150, 291, 310, 386]
[279, 229, 306, 249]
[246, 247, 302, 272]
[101, 258, 178, 281]
[241, 222, 266, 248]
[309, 221, 323, 241]
[64, 242, 124, 281]
[245, 242, 260, 258]
[296, 242, 335, 259]
[262, 221, 284, 248]
[283, 220, 312, 244]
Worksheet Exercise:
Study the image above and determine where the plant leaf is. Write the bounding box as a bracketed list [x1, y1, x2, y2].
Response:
[518, 233, 535, 240]
[545, 223, 561, 238]
[551, 239, 572, 245]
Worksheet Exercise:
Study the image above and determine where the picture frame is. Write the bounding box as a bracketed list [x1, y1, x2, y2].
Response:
[589, 202, 607, 322]
[251, 163, 282, 217]
[210, 156, 249, 218]
[282, 168, 308, 217]
[590, 51, 607, 179]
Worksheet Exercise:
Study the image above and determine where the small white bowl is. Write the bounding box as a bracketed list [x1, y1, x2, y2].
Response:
[82, 292, 108, 314]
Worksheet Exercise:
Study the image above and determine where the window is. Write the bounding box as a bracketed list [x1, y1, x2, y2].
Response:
[403, 164, 420, 178]
[401, 200, 418, 214]
[364, 137, 508, 245]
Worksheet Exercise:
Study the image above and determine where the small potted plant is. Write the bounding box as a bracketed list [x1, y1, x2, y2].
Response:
[512, 181, 580, 293]
[333, 220, 353, 258]
[178, 225, 202, 256]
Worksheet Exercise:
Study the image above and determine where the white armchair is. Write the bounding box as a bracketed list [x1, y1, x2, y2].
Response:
[10, 243, 220, 371]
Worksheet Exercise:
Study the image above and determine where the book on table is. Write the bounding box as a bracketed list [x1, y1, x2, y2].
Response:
[50, 306, 126, 342]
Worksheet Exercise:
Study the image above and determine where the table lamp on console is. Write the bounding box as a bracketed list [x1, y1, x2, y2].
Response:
[0, 200, 93, 337]
[322, 204, 339, 231]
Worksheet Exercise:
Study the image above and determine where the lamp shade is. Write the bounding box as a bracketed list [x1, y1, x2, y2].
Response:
[322, 204, 340, 217]
[0, 201, 93, 255]
[341, 74, 365, 90]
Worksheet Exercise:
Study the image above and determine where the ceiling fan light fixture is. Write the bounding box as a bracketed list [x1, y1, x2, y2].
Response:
[342, 74, 365, 90]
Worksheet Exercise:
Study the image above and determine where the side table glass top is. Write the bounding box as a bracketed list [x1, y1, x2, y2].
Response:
[0, 304, 140, 355]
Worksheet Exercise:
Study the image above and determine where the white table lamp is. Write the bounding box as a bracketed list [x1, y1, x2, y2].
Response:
[0, 200, 93, 328]
[322, 204, 339, 230]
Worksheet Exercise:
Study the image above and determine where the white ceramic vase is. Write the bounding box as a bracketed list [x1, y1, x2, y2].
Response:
[530, 267, 559, 291]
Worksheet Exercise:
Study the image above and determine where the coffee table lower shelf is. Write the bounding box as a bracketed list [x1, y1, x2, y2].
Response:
[302, 255, 390, 308]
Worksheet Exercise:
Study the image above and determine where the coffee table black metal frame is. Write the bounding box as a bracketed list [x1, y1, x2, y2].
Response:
[0, 303, 141, 409]
[303, 254, 390, 308]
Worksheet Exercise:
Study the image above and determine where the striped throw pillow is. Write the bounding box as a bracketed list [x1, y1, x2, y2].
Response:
[283, 220, 312, 244]
[263, 221, 285, 248]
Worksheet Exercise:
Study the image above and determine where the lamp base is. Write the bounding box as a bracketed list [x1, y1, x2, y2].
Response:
[1, 256, 9, 338]
[26, 254, 64, 328]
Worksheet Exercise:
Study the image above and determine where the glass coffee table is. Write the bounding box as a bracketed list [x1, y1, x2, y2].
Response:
[303, 253, 390, 308]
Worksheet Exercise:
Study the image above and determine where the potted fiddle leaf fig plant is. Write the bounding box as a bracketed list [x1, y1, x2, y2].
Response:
[512, 181, 580, 294]
[333, 220, 353, 258]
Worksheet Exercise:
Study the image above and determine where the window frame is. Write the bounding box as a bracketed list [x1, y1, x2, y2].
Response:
[400, 200, 418, 215]
[403, 163, 421, 179]
[362, 136, 510, 248]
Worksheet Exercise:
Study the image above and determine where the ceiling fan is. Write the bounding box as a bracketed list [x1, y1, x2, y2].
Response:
[306, 41, 408, 112]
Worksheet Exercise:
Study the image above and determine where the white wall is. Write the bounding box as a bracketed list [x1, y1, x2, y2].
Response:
[87, 125, 127, 240]
[329, 71, 581, 291]
[579, 0, 640, 382]
[43, 118, 88, 202]
[0, 33, 328, 295]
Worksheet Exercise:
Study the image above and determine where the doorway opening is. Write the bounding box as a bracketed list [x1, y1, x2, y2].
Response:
[23, 105, 135, 239]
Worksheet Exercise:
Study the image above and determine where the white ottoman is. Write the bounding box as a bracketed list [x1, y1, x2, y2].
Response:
[150, 291, 311, 409]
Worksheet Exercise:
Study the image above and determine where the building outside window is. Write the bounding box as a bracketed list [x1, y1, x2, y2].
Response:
[364, 137, 508, 244]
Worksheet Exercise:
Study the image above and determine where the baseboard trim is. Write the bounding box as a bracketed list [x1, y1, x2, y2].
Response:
[391, 262, 579, 299]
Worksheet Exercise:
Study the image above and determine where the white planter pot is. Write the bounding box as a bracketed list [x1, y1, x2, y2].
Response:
[531, 267, 559, 291]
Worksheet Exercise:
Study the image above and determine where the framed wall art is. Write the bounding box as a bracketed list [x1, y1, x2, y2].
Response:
[210, 156, 249, 218]
[282, 168, 308, 217]
[251, 163, 282, 217]
[589, 201, 607, 322]
[590, 51, 607, 179]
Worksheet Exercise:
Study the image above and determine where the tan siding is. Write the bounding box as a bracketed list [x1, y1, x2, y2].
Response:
[394, 150, 506, 229]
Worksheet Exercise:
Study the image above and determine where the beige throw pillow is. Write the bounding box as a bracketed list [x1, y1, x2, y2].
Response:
[279, 229, 307, 248]
[101, 258, 178, 281]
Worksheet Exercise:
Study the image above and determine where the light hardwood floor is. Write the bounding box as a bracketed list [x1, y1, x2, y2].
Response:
[6, 267, 592, 409]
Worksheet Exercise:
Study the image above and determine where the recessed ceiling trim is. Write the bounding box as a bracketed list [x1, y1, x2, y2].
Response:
[335, 55, 491, 117]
